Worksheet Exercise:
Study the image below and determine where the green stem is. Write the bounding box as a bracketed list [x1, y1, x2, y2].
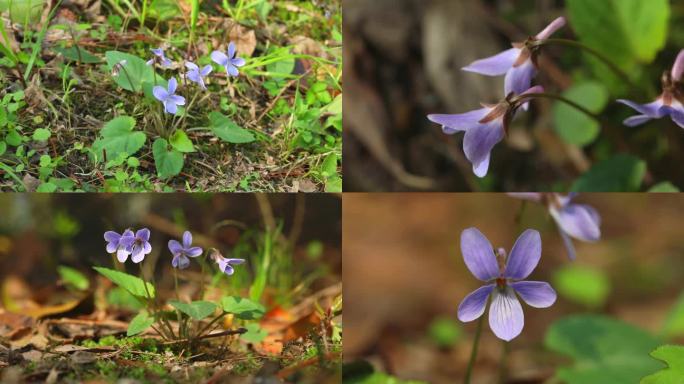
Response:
[119, 64, 136, 93]
[464, 313, 485, 384]
[514, 92, 598, 121]
[498, 340, 510, 384]
[139, 263, 175, 339]
[533, 38, 642, 93]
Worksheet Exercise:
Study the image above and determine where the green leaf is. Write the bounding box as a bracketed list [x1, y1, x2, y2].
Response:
[32, 128, 51, 142]
[36, 182, 57, 192]
[208, 112, 256, 144]
[220, 296, 265, 320]
[57, 266, 89, 291]
[127, 312, 154, 336]
[648, 182, 680, 193]
[92, 116, 146, 161]
[240, 323, 268, 343]
[320, 153, 338, 178]
[552, 82, 608, 146]
[93, 266, 155, 298]
[641, 345, 684, 384]
[152, 138, 184, 179]
[662, 292, 684, 338]
[325, 176, 342, 193]
[169, 300, 217, 320]
[54, 46, 101, 63]
[553, 265, 610, 308]
[545, 315, 662, 384]
[0, 0, 45, 23]
[566, 0, 670, 92]
[105, 51, 166, 92]
[169, 130, 195, 153]
[571, 154, 646, 192]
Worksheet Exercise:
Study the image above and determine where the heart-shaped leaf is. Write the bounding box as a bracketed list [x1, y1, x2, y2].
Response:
[208, 112, 255, 144]
[92, 116, 146, 162]
[152, 138, 184, 179]
[169, 130, 195, 153]
[641, 345, 684, 384]
[93, 266, 155, 298]
[240, 323, 268, 343]
[221, 296, 265, 320]
[105, 51, 166, 92]
[169, 300, 217, 320]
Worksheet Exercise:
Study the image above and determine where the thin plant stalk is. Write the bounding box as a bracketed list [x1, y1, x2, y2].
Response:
[498, 340, 510, 384]
[464, 310, 485, 384]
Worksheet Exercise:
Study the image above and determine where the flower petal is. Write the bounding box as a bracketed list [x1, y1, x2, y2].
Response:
[136, 228, 150, 242]
[168, 95, 186, 106]
[182, 231, 192, 248]
[151, 48, 163, 56]
[489, 287, 524, 341]
[463, 120, 505, 177]
[165, 101, 178, 114]
[457, 284, 494, 322]
[672, 49, 684, 81]
[228, 42, 236, 58]
[559, 228, 577, 260]
[211, 50, 229, 66]
[185, 62, 199, 70]
[535, 17, 566, 40]
[227, 258, 246, 264]
[510, 281, 556, 308]
[131, 246, 145, 263]
[187, 70, 201, 84]
[504, 229, 541, 280]
[505, 60, 537, 96]
[201, 65, 213, 76]
[153, 86, 168, 102]
[460, 228, 500, 281]
[428, 108, 490, 135]
[671, 109, 684, 129]
[623, 115, 654, 127]
[142, 241, 152, 255]
[226, 64, 239, 77]
[551, 204, 601, 242]
[116, 248, 130, 263]
[168, 240, 183, 256]
[232, 57, 246, 67]
[186, 246, 203, 258]
[173, 255, 190, 269]
[617, 99, 666, 118]
[223, 264, 235, 275]
[104, 231, 121, 243]
[106, 242, 118, 253]
[168, 77, 177, 94]
[462, 48, 520, 76]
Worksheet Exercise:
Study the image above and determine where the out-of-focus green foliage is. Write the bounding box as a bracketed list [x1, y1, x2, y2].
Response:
[553, 264, 610, 308]
[545, 315, 662, 384]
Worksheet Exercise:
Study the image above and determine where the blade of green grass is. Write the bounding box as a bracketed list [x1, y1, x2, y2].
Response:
[23, 0, 62, 82]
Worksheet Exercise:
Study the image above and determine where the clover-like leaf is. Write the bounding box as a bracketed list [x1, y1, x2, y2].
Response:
[240, 323, 268, 343]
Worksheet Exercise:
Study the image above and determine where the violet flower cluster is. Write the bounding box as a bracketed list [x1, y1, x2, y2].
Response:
[428, 17, 566, 177]
[617, 50, 684, 129]
[509, 193, 601, 260]
[104, 228, 244, 276]
[128, 43, 247, 115]
[457, 228, 557, 341]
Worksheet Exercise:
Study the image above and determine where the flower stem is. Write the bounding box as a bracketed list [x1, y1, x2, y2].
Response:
[533, 38, 642, 93]
[464, 313, 485, 384]
[498, 340, 510, 384]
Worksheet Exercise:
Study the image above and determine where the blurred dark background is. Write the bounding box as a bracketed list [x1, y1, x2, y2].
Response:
[343, 193, 684, 383]
[343, 0, 684, 192]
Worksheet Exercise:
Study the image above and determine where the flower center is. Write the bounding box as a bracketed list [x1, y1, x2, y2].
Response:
[496, 277, 507, 288]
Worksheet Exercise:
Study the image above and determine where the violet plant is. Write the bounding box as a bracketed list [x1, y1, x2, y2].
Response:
[427, 15, 684, 183]
[98, 41, 257, 181]
[95, 228, 263, 349]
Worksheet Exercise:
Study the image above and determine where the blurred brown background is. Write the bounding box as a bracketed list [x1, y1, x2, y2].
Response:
[343, 193, 684, 383]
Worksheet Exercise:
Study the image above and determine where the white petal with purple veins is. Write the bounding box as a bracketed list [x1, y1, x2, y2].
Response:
[489, 287, 524, 341]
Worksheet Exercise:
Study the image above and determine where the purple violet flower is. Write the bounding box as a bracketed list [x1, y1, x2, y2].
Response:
[104, 229, 135, 263]
[462, 17, 566, 95]
[168, 231, 203, 269]
[428, 85, 543, 177]
[457, 228, 556, 341]
[508, 193, 601, 260]
[617, 50, 684, 129]
[211, 42, 246, 77]
[129, 228, 152, 263]
[153, 77, 186, 114]
[146, 47, 173, 68]
[210, 249, 245, 276]
[185, 62, 213, 90]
